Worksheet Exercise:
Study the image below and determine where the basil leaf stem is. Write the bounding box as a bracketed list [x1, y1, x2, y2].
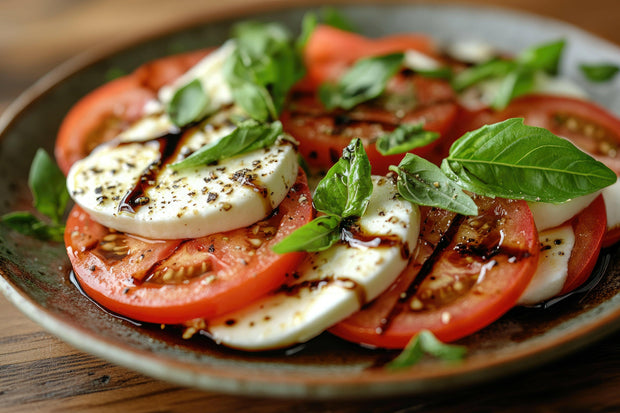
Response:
[170, 120, 283, 170]
[376, 124, 440, 156]
[319, 53, 405, 110]
[390, 154, 478, 216]
[386, 330, 467, 370]
[441, 118, 617, 202]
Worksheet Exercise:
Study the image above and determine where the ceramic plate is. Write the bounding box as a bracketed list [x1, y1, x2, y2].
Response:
[1, 2, 619, 399]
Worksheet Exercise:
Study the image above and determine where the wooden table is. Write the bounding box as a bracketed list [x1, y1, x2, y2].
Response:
[1, 0, 619, 411]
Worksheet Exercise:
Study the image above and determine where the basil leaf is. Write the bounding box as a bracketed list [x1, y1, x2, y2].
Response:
[386, 330, 467, 370]
[390, 154, 477, 216]
[271, 214, 342, 253]
[580, 63, 620, 82]
[376, 124, 440, 156]
[29, 148, 70, 224]
[225, 21, 305, 121]
[319, 53, 404, 110]
[441, 118, 617, 202]
[1, 212, 65, 242]
[490, 68, 535, 110]
[296, 11, 318, 52]
[451, 59, 516, 92]
[170, 120, 283, 169]
[313, 138, 373, 218]
[167, 79, 210, 127]
[518, 39, 565, 75]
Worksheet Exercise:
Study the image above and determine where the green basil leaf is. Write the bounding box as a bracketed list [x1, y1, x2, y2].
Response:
[272, 214, 342, 253]
[29, 148, 70, 224]
[390, 154, 477, 216]
[441, 118, 617, 202]
[167, 79, 210, 127]
[1, 212, 65, 242]
[415, 66, 453, 80]
[451, 59, 516, 92]
[319, 53, 404, 110]
[296, 11, 318, 52]
[490, 68, 535, 110]
[376, 124, 440, 156]
[170, 120, 283, 169]
[321, 6, 357, 33]
[225, 21, 305, 121]
[517, 39, 565, 75]
[386, 330, 466, 370]
[580, 63, 620, 82]
[313, 138, 373, 218]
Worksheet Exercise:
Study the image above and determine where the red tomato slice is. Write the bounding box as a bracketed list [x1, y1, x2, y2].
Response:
[300, 24, 437, 89]
[55, 49, 209, 175]
[282, 74, 458, 174]
[560, 194, 607, 294]
[330, 197, 540, 349]
[65, 170, 314, 324]
[454, 94, 620, 246]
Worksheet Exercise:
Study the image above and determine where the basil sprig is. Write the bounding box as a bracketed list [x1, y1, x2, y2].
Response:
[170, 120, 283, 169]
[167, 79, 210, 128]
[452, 39, 565, 109]
[386, 330, 466, 370]
[390, 154, 478, 216]
[319, 52, 405, 110]
[224, 21, 305, 122]
[376, 124, 440, 156]
[2, 149, 69, 242]
[440, 118, 617, 203]
[273, 139, 372, 253]
[580, 63, 620, 82]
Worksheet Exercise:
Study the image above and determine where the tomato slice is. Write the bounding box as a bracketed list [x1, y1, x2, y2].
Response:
[65, 170, 314, 324]
[560, 194, 607, 294]
[454, 94, 620, 246]
[55, 49, 209, 175]
[282, 74, 458, 174]
[329, 197, 540, 348]
[300, 24, 437, 89]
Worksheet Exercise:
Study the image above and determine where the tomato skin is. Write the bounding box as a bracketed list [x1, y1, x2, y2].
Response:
[55, 49, 209, 175]
[330, 197, 540, 349]
[561, 195, 607, 294]
[66, 170, 314, 324]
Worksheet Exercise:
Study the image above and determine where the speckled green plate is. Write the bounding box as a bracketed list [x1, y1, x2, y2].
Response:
[1, 2, 619, 399]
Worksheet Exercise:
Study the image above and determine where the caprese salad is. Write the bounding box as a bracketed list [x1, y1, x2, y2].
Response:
[5, 12, 620, 361]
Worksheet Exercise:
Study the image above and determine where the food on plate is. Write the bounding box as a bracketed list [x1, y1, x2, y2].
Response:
[5, 12, 619, 360]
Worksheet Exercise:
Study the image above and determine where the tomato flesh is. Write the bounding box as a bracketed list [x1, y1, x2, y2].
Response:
[65, 170, 314, 324]
[330, 197, 540, 348]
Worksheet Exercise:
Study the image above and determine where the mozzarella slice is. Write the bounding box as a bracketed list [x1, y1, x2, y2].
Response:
[602, 177, 620, 232]
[67, 109, 298, 240]
[528, 192, 599, 232]
[518, 224, 575, 305]
[206, 176, 421, 351]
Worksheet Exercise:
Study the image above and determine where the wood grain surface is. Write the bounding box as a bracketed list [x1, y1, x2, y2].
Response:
[1, 1, 620, 412]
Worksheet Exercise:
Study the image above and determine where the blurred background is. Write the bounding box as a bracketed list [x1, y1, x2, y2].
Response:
[1, 0, 620, 112]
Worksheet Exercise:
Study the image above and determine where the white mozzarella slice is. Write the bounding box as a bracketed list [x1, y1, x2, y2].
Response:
[517, 224, 575, 305]
[207, 176, 421, 351]
[67, 110, 298, 240]
[403, 50, 442, 72]
[158, 40, 235, 111]
[528, 192, 599, 232]
[445, 39, 497, 64]
[602, 177, 620, 232]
